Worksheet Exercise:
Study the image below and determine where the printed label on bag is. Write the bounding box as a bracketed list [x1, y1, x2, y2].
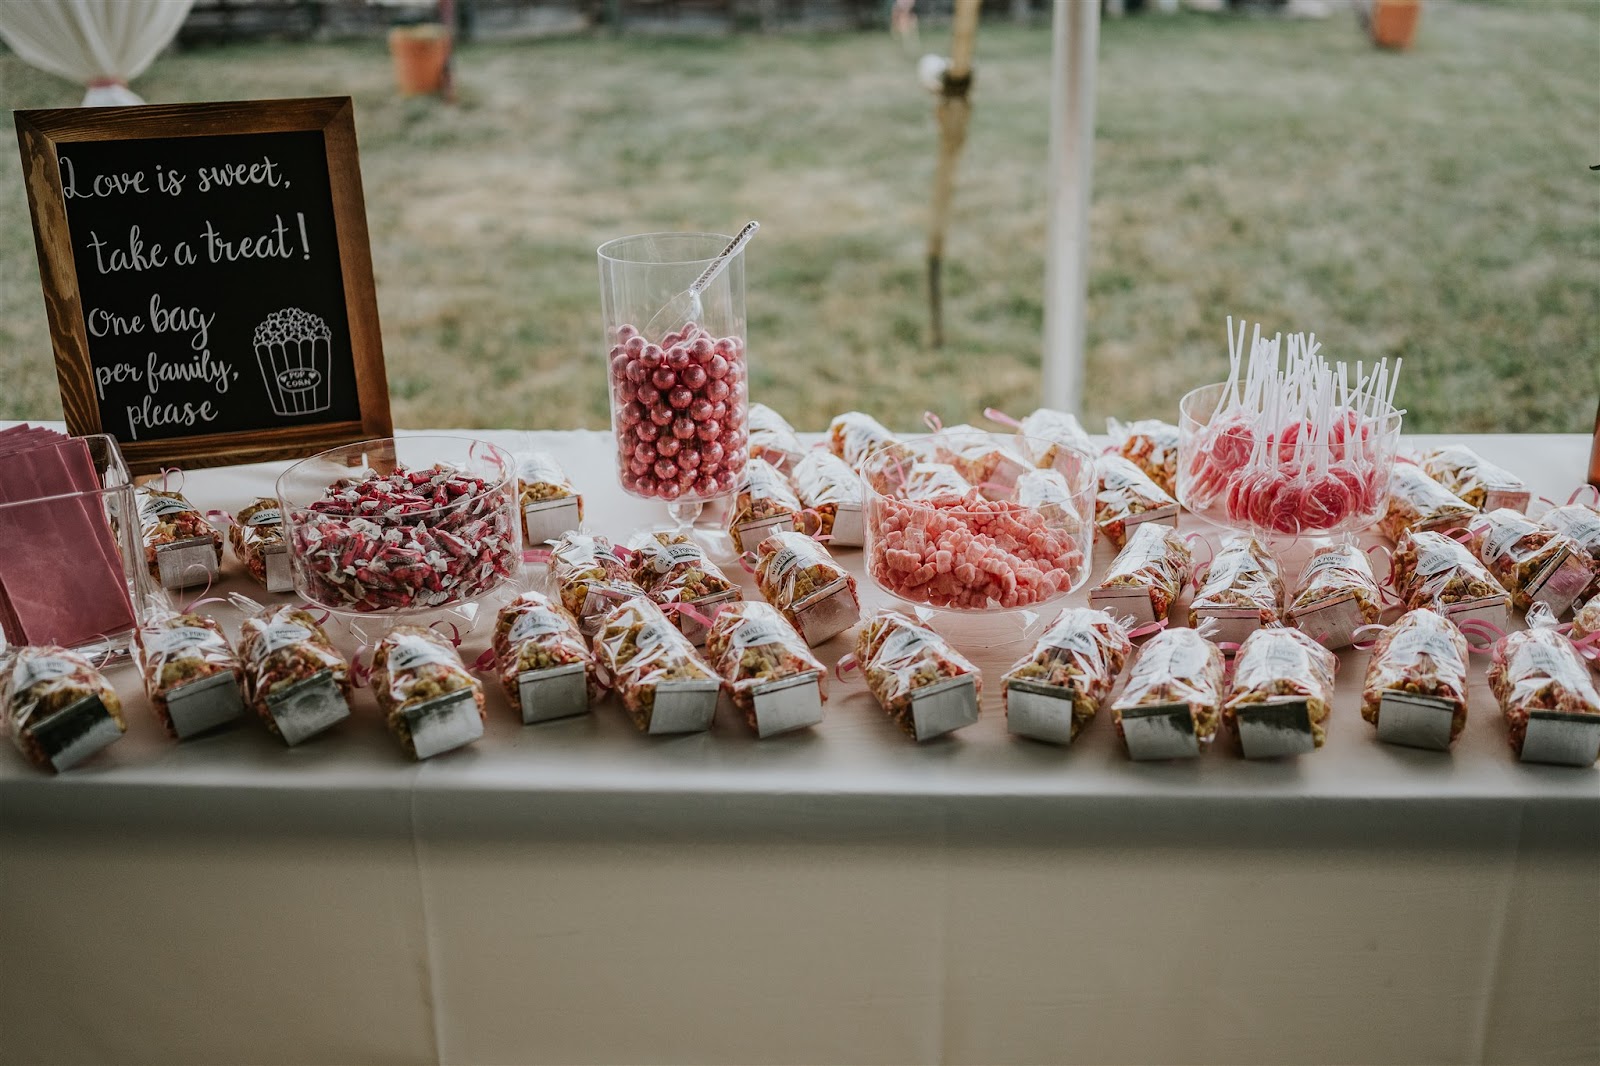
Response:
[143, 625, 223, 656]
[246, 507, 282, 527]
[385, 638, 454, 673]
[140, 493, 194, 519]
[1298, 547, 1366, 588]
[730, 618, 789, 651]
[13, 654, 77, 693]
[258, 622, 313, 657]
[509, 608, 569, 645]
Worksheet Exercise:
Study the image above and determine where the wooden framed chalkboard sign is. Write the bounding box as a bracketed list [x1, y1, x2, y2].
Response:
[15, 97, 392, 473]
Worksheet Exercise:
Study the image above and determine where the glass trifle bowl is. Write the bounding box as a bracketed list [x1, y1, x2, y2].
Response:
[598, 232, 750, 539]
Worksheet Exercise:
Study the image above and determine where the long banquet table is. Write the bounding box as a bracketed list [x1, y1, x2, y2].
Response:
[2, 429, 1597, 1066]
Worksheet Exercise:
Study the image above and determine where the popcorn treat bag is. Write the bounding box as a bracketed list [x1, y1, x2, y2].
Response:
[790, 450, 865, 546]
[2, 645, 125, 772]
[705, 601, 827, 736]
[1540, 503, 1600, 601]
[1572, 591, 1600, 644]
[1487, 606, 1600, 766]
[1223, 626, 1338, 757]
[136, 486, 224, 590]
[1359, 609, 1470, 750]
[1110, 627, 1226, 759]
[899, 462, 973, 503]
[1391, 529, 1509, 627]
[1188, 534, 1284, 640]
[727, 457, 802, 553]
[1285, 543, 1382, 650]
[1002, 607, 1132, 745]
[515, 452, 583, 547]
[492, 590, 599, 724]
[626, 530, 742, 642]
[236, 604, 353, 746]
[1094, 454, 1178, 549]
[934, 425, 1031, 498]
[592, 598, 720, 734]
[547, 532, 645, 632]
[230, 497, 292, 593]
[1469, 508, 1593, 617]
[1089, 522, 1193, 626]
[135, 609, 246, 739]
[1108, 418, 1182, 496]
[1377, 464, 1476, 542]
[372, 625, 486, 760]
[854, 610, 982, 741]
[747, 403, 807, 471]
[827, 411, 899, 469]
[1421, 445, 1529, 513]
[1015, 408, 1094, 477]
[1014, 468, 1083, 534]
[753, 531, 861, 646]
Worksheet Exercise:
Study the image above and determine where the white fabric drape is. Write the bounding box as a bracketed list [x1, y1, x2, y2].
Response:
[0, 0, 194, 106]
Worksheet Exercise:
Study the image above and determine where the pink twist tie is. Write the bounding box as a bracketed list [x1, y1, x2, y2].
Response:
[1350, 623, 1389, 651]
[834, 653, 859, 684]
[922, 411, 944, 433]
[1456, 619, 1506, 655]
[472, 647, 498, 672]
[1124, 619, 1167, 641]
[983, 407, 1022, 430]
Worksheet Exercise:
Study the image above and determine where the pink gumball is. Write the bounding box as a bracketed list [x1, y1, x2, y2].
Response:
[636, 474, 658, 497]
[668, 387, 694, 410]
[616, 380, 638, 405]
[694, 475, 718, 496]
[706, 355, 729, 380]
[690, 338, 714, 360]
[628, 457, 651, 477]
[610, 352, 630, 379]
[710, 401, 728, 421]
[705, 379, 730, 403]
[702, 441, 725, 468]
[632, 441, 655, 464]
[640, 344, 665, 370]
[620, 402, 644, 426]
[649, 406, 675, 427]
[713, 338, 736, 358]
[616, 324, 640, 342]
[659, 479, 682, 501]
[666, 346, 692, 371]
[689, 398, 714, 422]
[672, 417, 697, 440]
[680, 365, 708, 391]
[696, 419, 722, 443]
[635, 419, 660, 442]
[624, 336, 645, 356]
[625, 360, 647, 385]
[655, 459, 679, 481]
[714, 470, 736, 492]
[651, 367, 677, 391]
[656, 436, 682, 459]
[636, 384, 661, 407]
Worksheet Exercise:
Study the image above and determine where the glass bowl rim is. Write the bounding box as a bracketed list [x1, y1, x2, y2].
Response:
[1178, 380, 1405, 437]
[597, 231, 738, 267]
[856, 429, 1098, 516]
[275, 434, 517, 519]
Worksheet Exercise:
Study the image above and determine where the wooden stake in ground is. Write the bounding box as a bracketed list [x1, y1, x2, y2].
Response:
[926, 0, 981, 349]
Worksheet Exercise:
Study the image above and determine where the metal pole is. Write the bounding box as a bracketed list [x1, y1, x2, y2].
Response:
[1040, 0, 1099, 415]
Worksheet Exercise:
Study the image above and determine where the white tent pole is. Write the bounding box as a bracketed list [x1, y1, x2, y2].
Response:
[1041, 0, 1100, 416]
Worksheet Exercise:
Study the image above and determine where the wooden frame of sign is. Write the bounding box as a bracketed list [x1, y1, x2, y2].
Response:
[15, 97, 392, 473]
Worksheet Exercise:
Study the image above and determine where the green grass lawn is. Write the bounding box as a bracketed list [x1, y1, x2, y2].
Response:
[2, 1, 1596, 435]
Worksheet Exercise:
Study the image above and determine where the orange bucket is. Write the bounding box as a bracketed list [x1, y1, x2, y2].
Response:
[1371, 0, 1421, 50]
[389, 24, 452, 95]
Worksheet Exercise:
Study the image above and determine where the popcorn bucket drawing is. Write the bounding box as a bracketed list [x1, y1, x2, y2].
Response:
[254, 308, 332, 416]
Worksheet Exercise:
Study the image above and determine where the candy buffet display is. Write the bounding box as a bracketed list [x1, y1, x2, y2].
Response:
[371, 625, 486, 759]
[627, 530, 742, 644]
[1376, 464, 1476, 542]
[137, 485, 224, 590]
[1001, 607, 1132, 745]
[1420, 445, 1530, 514]
[1108, 418, 1181, 496]
[827, 411, 899, 469]
[747, 403, 807, 471]
[1539, 503, 1600, 600]
[515, 451, 583, 547]
[1284, 543, 1383, 650]
[230, 497, 292, 593]
[1487, 610, 1600, 767]
[1390, 529, 1510, 628]
[2, 645, 125, 772]
[853, 610, 981, 741]
[1187, 534, 1284, 644]
[1093, 454, 1178, 549]
[135, 609, 246, 740]
[704, 600, 827, 737]
[790, 449, 865, 547]
[1358, 609, 1470, 751]
[1109, 627, 1226, 761]
[1088, 523, 1192, 626]
[726, 457, 802, 553]
[1468, 509, 1593, 617]
[491, 590, 599, 724]
[591, 597, 720, 734]
[279, 438, 519, 615]
[1222, 627, 1337, 758]
[237, 605, 353, 746]
[752, 531, 861, 646]
[548, 532, 647, 634]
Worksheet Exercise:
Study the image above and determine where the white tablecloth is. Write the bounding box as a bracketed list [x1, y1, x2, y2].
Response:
[2, 430, 1597, 1066]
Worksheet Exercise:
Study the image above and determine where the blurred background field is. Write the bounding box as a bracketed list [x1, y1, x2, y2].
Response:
[1, 0, 1595, 434]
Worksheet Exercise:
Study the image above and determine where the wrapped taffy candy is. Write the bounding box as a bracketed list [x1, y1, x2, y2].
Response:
[237, 605, 352, 746]
[753, 531, 861, 646]
[548, 532, 646, 632]
[592, 598, 720, 734]
[1109, 628, 1226, 760]
[1285, 544, 1383, 649]
[1421, 445, 1529, 513]
[230, 497, 291, 593]
[790, 449, 864, 546]
[854, 610, 981, 741]
[1108, 418, 1181, 496]
[372, 625, 486, 759]
[2, 646, 125, 772]
[1188, 534, 1283, 641]
[1223, 626, 1338, 757]
[1002, 607, 1132, 745]
[515, 451, 583, 547]
[1470, 508, 1592, 616]
[900, 462, 973, 503]
[704, 601, 828, 737]
[1094, 454, 1178, 549]
[1089, 522, 1192, 626]
[827, 411, 898, 469]
[492, 590, 599, 724]
[1015, 408, 1094, 476]
[1392, 530, 1509, 627]
[1377, 464, 1476, 542]
[1359, 609, 1470, 750]
[727, 457, 802, 554]
[935, 425, 1030, 498]
[747, 403, 807, 471]
[1488, 607, 1600, 766]
[627, 530, 742, 643]
[1540, 503, 1600, 600]
[136, 486, 224, 590]
[135, 609, 246, 739]
[1014, 468, 1083, 533]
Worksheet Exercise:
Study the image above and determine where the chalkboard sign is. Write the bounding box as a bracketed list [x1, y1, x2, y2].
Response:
[15, 98, 391, 473]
